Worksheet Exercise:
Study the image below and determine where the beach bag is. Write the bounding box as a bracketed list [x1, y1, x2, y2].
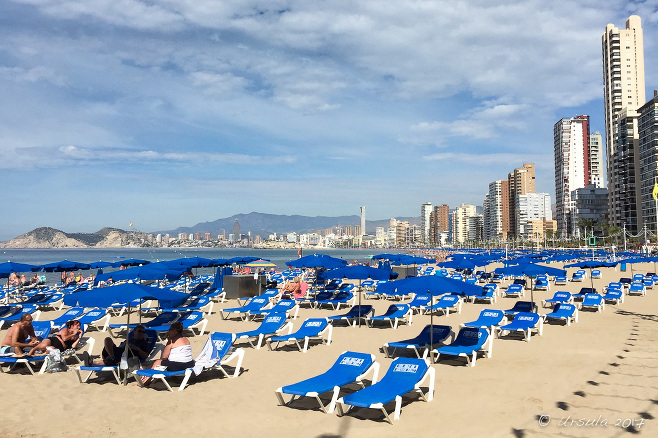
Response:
[45, 348, 67, 373]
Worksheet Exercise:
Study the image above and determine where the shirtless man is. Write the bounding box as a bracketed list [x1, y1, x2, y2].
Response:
[1, 314, 39, 356]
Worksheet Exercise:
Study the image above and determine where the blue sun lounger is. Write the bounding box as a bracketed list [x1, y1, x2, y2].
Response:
[602, 288, 624, 305]
[75, 329, 160, 385]
[327, 305, 374, 327]
[383, 324, 454, 359]
[423, 294, 462, 316]
[366, 304, 412, 329]
[0, 304, 40, 330]
[541, 291, 572, 308]
[501, 283, 525, 298]
[542, 303, 578, 326]
[133, 332, 245, 392]
[108, 311, 181, 337]
[497, 312, 543, 341]
[469, 284, 497, 304]
[504, 301, 537, 318]
[0, 321, 52, 375]
[46, 307, 86, 330]
[266, 318, 332, 352]
[461, 309, 506, 333]
[406, 294, 431, 314]
[430, 327, 492, 366]
[628, 281, 647, 296]
[573, 287, 597, 301]
[579, 293, 604, 312]
[234, 312, 292, 349]
[248, 299, 299, 321]
[314, 291, 355, 310]
[335, 357, 435, 423]
[220, 296, 271, 320]
[275, 351, 379, 414]
[77, 308, 111, 332]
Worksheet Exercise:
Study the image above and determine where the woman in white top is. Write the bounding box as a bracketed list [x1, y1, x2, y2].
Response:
[148, 322, 194, 373]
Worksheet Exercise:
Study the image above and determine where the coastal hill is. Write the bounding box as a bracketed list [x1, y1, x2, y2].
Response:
[0, 212, 420, 248]
[0, 227, 143, 249]
[158, 211, 417, 238]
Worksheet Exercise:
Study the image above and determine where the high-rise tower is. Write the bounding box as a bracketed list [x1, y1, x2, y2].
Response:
[602, 15, 646, 228]
[554, 115, 592, 235]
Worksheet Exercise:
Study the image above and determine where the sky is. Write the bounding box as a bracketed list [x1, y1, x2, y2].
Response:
[1, 0, 658, 241]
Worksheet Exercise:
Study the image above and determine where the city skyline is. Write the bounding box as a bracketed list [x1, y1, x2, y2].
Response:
[1, 2, 657, 242]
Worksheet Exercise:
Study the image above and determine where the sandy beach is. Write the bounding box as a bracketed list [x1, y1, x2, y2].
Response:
[1, 264, 656, 437]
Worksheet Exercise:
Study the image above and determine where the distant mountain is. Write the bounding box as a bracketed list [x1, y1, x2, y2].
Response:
[156, 212, 419, 237]
[0, 227, 143, 248]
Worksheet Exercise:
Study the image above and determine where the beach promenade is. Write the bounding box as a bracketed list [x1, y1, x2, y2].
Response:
[1, 264, 656, 437]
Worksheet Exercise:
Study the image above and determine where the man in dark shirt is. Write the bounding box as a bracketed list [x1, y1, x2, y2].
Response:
[96, 325, 151, 366]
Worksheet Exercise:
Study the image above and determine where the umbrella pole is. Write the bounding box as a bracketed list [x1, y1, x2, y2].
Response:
[358, 278, 362, 328]
[122, 303, 131, 385]
[429, 288, 433, 358]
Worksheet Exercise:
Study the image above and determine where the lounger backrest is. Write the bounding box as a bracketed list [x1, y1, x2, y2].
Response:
[30, 321, 52, 341]
[299, 318, 328, 334]
[177, 311, 203, 326]
[507, 284, 523, 292]
[579, 287, 596, 294]
[338, 284, 354, 292]
[346, 305, 373, 317]
[79, 308, 106, 324]
[478, 309, 504, 324]
[313, 291, 335, 301]
[629, 282, 645, 290]
[605, 290, 622, 298]
[553, 303, 575, 315]
[608, 282, 622, 289]
[583, 293, 602, 304]
[455, 327, 488, 348]
[381, 304, 409, 317]
[147, 312, 180, 327]
[408, 295, 430, 307]
[514, 312, 540, 326]
[554, 292, 571, 301]
[207, 332, 236, 360]
[483, 284, 497, 292]
[332, 351, 375, 378]
[379, 357, 429, 390]
[438, 295, 459, 305]
[416, 324, 452, 343]
[509, 301, 535, 313]
[259, 313, 287, 332]
[332, 291, 353, 301]
[55, 307, 84, 321]
[272, 300, 296, 311]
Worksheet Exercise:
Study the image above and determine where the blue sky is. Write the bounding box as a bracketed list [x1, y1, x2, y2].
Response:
[1, 0, 657, 241]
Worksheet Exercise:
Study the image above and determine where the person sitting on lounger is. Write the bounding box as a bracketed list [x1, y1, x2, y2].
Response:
[96, 325, 150, 366]
[281, 277, 301, 298]
[27, 320, 83, 355]
[1, 314, 39, 355]
[142, 322, 194, 385]
[30, 273, 39, 285]
[8, 272, 20, 287]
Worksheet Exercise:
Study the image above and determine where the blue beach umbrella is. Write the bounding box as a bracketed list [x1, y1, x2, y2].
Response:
[0, 262, 38, 278]
[40, 260, 91, 272]
[287, 254, 347, 269]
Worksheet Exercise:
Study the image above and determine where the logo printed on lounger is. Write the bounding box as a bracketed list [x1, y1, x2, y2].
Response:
[305, 321, 323, 327]
[483, 311, 498, 317]
[266, 316, 283, 323]
[463, 330, 482, 339]
[393, 363, 419, 373]
[395, 306, 405, 311]
[339, 357, 365, 366]
[212, 340, 227, 351]
[518, 316, 534, 321]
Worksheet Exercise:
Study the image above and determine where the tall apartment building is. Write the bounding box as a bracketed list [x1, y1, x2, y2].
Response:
[638, 92, 658, 231]
[452, 204, 477, 245]
[420, 202, 432, 245]
[602, 15, 646, 229]
[554, 115, 602, 235]
[614, 107, 642, 233]
[483, 180, 510, 241]
[589, 131, 605, 187]
[516, 193, 552, 238]
[508, 163, 535, 237]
